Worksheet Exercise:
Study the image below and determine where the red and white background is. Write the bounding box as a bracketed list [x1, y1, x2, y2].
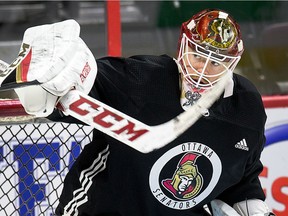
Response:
[260, 95, 288, 216]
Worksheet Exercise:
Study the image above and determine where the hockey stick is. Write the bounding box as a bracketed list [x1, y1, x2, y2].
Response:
[0, 42, 39, 89]
[0, 19, 228, 153]
[0, 31, 229, 153]
[0, 69, 229, 153]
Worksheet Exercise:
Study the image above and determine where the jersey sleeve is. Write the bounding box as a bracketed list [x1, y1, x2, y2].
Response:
[93, 55, 179, 113]
[47, 54, 179, 124]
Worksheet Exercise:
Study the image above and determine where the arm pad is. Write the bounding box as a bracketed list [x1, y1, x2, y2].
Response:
[210, 199, 275, 216]
[233, 199, 275, 216]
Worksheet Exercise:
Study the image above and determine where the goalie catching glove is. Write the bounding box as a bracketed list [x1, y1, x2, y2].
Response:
[5, 19, 97, 117]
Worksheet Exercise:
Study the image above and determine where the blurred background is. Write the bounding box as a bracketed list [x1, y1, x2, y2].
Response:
[0, 0, 288, 96]
[0, 2, 287, 216]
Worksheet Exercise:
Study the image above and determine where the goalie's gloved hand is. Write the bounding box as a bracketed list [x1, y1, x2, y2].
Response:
[9, 19, 97, 117]
[40, 37, 97, 97]
[211, 199, 275, 216]
[232, 199, 275, 216]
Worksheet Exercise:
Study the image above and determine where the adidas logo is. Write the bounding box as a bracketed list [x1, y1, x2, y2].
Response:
[235, 138, 249, 151]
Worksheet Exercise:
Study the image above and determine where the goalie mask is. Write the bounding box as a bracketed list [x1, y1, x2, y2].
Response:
[176, 9, 244, 106]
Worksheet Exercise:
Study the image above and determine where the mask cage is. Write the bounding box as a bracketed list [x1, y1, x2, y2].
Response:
[176, 33, 241, 89]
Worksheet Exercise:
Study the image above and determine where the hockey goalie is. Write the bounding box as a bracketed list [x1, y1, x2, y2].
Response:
[0, 8, 276, 216]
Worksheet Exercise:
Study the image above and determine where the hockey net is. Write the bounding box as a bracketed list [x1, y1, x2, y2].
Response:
[0, 1, 122, 215]
[0, 98, 93, 215]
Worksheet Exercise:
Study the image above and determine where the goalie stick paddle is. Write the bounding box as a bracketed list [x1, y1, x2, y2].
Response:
[0, 42, 42, 90]
[0, 72, 229, 153]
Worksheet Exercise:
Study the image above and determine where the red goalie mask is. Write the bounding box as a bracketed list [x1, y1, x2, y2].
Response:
[176, 9, 244, 90]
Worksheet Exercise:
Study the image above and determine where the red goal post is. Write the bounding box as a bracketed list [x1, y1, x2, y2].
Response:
[262, 95, 288, 108]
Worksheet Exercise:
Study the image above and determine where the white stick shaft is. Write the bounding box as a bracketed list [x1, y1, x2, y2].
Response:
[58, 72, 228, 153]
[1, 58, 229, 153]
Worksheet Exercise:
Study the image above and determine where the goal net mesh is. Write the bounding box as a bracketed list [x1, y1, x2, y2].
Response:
[0, 100, 93, 216]
[0, 2, 121, 214]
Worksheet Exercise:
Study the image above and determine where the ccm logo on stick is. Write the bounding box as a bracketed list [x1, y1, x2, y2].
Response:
[69, 95, 149, 141]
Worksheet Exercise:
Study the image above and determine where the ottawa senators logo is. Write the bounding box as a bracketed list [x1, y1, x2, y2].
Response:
[206, 18, 236, 49]
[195, 11, 236, 49]
[162, 153, 203, 200]
[149, 142, 222, 210]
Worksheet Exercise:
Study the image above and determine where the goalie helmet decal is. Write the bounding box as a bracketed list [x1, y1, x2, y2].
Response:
[195, 12, 236, 50]
[179, 8, 244, 57]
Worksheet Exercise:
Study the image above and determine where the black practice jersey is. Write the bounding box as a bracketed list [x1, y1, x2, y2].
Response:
[54, 55, 267, 216]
